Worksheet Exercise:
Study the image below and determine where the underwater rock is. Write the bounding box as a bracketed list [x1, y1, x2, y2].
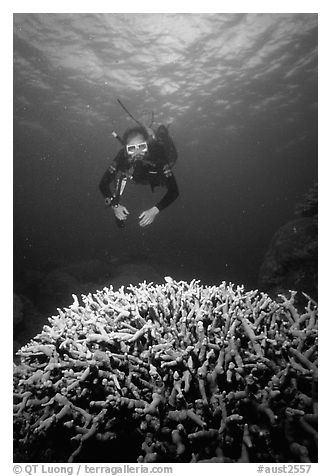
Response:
[37, 260, 113, 308]
[13, 278, 318, 463]
[59, 259, 112, 283]
[13, 293, 44, 357]
[13, 293, 40, 329]
[258, 217, 317, 299]
[13, 293, 24, 326]
[39, 269, 80, 303]
[259, 184, 317, 301]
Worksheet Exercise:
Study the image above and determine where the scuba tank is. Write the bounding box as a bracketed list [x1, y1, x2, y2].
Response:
[155, 124, 177, 168]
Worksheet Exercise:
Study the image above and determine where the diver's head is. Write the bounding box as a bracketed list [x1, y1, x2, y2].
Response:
[123, 126, 149, 162]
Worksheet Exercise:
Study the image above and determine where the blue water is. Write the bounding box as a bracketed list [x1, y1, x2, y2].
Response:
[13, 13, 317, 312]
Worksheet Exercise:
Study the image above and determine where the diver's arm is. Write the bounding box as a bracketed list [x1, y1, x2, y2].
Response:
[99, 167, 116, 200]
[99, 167, 129, 222]
[99, 150, 123, 201]
[155, 172, 179, 211]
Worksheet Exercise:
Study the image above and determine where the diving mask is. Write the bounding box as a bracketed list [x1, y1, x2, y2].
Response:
[126, 141, 148, 156]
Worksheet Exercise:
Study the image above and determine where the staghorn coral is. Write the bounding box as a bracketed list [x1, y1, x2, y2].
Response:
[13, 278, 318, 463]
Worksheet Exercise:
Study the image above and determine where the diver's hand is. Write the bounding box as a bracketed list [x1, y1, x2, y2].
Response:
[139, 206, 159, 227]
[113, 205, 129, 221]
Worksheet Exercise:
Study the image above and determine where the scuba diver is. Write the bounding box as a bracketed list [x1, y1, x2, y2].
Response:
[99, 122, 179, 228]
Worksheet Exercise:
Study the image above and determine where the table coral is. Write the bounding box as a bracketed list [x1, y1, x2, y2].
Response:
[13, 278, 318, 463]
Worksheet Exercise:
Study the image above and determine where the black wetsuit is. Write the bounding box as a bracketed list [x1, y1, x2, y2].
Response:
[99, 141, 179, 211]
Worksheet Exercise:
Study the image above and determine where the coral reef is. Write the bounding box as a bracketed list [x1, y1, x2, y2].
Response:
[13, 278, 318, 463]
[13, 259, 115, 355]
[13, 258, 163, 356]
[259, 183, 317, 302]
